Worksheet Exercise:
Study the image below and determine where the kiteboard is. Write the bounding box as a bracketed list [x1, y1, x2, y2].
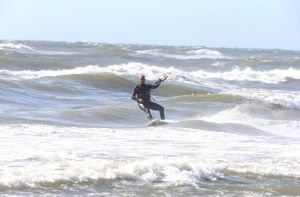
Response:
[147, 119, 169, 127]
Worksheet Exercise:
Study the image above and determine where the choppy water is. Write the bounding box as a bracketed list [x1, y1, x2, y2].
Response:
[0, 40, 300, 196]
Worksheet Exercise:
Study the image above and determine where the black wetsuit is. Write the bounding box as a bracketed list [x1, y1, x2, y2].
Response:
[131, 83, 165, 120]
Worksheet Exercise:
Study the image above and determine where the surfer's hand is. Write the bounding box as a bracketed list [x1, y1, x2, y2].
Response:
[138, 99, 144, 103]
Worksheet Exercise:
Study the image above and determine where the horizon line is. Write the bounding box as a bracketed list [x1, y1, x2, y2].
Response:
[1, 38, 299, 52]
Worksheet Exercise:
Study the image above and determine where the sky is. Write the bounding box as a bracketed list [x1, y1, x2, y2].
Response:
[0, 0, 299, 50]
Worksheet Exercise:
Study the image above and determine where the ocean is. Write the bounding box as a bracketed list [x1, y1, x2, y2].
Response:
[0, 40, 299, 196]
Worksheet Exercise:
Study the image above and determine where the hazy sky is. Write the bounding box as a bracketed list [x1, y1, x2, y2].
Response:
[0, 0, 299, 50]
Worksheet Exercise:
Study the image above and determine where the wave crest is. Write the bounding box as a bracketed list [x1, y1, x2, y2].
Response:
[0, 158, 223, 188]
[0, 43, 33, 51]
[201, 102, 300, 137]
[1, 63, 300, 85]
[135, 48, 229, 60]
[191, 66, 300, 84]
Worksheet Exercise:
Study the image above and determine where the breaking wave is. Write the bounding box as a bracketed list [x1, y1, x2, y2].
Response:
[0, 158, 224, 188]
[1, 154, 299, 189]
[135, 48, 230, 59]
[0, 62, 299, 111]
[224, 89, 300, 110]
[1, 63, 299, 84]
[201, 102, 300, 138]
[0, 42, 81, 55]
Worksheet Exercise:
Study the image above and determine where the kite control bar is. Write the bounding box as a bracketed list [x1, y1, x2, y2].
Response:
[155, 75, 168, 84]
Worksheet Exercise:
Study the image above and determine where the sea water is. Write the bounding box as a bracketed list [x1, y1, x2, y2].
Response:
[0, 40, 300, 196]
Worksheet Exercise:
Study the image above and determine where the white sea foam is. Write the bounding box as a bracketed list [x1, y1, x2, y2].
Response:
[0, 123, 299, 189]
[0, 158, 223, 188]
[0, 43, 33, 51]
[0, 63, 184, 81]
[224, 89, 300, 110]
[136, 48, 229, 59]
[201, 103, 300, 138]
[185, 48, 223, 56]
[135, 49, 161, 54]
[0, 42, 81, 55]
[191, 66, 300, 84]
[1, 63, 300, 84]
[159, 53, 227, 60]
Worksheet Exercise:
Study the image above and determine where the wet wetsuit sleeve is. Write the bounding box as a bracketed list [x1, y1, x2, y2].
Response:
[131, 86, 138, 100]
[150, 83, 160, 89]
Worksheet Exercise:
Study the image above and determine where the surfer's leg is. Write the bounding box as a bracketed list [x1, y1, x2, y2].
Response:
[146, 108, 153, 120]
[142, 103, 153, 120]
[148, 102, 165, 120]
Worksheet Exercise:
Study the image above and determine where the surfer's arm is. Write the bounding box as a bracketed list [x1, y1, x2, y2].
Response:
[150, 81, 161, 89]
[131, 87, 138, 100]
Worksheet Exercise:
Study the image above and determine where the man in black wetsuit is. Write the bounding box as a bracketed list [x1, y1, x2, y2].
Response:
[131, 75, 165, 120]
